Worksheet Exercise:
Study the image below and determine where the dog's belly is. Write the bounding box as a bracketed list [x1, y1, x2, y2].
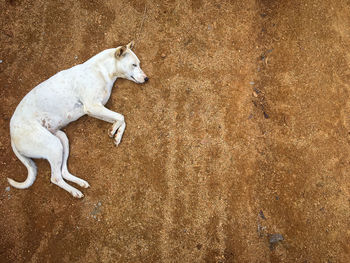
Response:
[38, 94, 86, 129]
[40, 101, 85, 131]
[11, 84, 85, 132]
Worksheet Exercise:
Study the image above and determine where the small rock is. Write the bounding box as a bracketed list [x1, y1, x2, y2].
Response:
[259, 210, 266, 220]
[253, 91, 258, 97]
[0, 60, 3, 64]
[161, 53, 166, 58]
[263, 111, 269, 119]
[74, 56, 78, 60]
[257, 224, 266, 237]
[268, 233, 284, 250]
[269, 233, 284, 244]
[249, 81, 255, 85]
[5, 186, 10, 192]
[91, 202, 101, 216]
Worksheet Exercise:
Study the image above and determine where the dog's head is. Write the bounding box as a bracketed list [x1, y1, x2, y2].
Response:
[115, 41, 149, 84]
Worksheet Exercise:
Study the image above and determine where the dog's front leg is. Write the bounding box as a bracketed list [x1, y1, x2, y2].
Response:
[108, 120, 126, 146]
[84, 103, 126, 146]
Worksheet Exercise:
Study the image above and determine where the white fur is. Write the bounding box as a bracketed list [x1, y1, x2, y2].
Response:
[8, 42, 148, 198]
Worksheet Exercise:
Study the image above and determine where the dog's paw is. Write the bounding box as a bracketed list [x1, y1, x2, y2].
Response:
[108, 126, 115, 138]
[71, 189, 84, 198]
[79, 180, 90, 188]
[114, 134, 123, 146]
[114, 138, 121, 146]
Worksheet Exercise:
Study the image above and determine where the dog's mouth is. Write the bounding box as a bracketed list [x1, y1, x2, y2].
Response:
[130, 75, 147, 84]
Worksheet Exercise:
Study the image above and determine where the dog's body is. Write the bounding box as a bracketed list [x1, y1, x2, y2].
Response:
[9, 41, 148, 198]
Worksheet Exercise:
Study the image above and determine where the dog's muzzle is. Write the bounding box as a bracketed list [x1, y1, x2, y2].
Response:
[131, 75, 149, 83]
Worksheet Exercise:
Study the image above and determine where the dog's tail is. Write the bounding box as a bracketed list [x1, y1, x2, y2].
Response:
[8, 141, 37, 189]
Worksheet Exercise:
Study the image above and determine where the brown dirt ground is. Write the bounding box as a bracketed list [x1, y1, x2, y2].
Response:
[1, 0, 350, 262]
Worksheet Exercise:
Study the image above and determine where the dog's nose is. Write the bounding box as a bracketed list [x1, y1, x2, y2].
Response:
[144, 77, 149, 82]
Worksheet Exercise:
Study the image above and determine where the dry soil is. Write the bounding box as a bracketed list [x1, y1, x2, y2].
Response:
[1, 0, 350, 262]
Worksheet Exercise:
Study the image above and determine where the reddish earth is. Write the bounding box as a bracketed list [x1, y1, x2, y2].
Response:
[1, 0, 350, 262]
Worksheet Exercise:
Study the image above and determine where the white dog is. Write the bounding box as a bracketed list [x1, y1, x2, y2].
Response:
[8, 41, 148, 198]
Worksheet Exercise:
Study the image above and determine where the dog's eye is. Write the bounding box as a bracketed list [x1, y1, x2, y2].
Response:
[132, 64, 137, 67]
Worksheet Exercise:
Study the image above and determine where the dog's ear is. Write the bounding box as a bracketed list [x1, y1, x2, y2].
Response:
[115, 46, 126, 58]
[126, 40, 135, 50]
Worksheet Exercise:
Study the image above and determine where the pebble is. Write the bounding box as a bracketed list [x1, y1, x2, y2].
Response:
[5, 186, 10, 192]
[253, 91, 258, 98]
[259, 210, 266, 220]
[268, 233, 284, 250]
[91, 202, 102, 216]
[0, 60, 3, 64]
[250, 81, 255, 85]
[161, 53, 166, 58]
[269, 233, 284, 244]
[253, 87, 261, 94]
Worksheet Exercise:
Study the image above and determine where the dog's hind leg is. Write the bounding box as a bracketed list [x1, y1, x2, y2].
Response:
[44, 132, 84, 198]
[54, 130, 90, 188]
[13, 125, 84, 198]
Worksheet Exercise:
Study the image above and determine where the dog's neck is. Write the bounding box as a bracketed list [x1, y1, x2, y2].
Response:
[85, 49, 121, 81]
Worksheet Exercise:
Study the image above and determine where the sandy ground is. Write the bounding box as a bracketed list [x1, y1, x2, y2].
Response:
[1, 0, 350, 262]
